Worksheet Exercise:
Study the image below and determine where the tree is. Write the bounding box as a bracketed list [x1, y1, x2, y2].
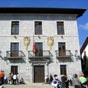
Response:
[83, 55, 88, 77]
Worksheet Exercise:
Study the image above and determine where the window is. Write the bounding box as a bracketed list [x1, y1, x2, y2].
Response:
[35, 42, 43, 56]
[11, 21, 19, 35]
[10, 43, 19, 57]
[35, 21, 42, 35]
[57, 22, 64, 35]
[60, 65, 66, 75]
[58, 42, 66, 56]
[11, 43, 19, 51]
[11, 66, 18, 74]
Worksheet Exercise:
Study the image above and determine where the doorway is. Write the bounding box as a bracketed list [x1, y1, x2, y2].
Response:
[34, 65, 44, 82]
[11, 65, 18, 74]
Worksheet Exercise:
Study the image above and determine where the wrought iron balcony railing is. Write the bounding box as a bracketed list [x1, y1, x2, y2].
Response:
[28, 50, 52, 62]
[55, 50, 72, 59]
[6, 51, 25, 59]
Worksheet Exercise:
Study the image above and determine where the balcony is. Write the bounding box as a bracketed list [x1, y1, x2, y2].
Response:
[55, 50, 72, 59]
[6, 51, 25, 59]
[28, 50, 52, 62]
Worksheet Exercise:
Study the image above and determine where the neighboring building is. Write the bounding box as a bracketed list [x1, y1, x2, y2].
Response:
[80, 36, 88, 77]
[80, 36, 88, 58]
[0, 7, 86, 83]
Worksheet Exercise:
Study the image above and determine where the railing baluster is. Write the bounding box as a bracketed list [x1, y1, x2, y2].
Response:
[6, 50, 25, 59]
[55, 50, 72, 58]
[28, 50, 52, 61]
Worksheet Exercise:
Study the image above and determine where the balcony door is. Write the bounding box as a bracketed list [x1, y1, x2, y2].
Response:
[35, 43, 43, 56]
[10, 43, 19, 57]
[58, 42, 66, 57]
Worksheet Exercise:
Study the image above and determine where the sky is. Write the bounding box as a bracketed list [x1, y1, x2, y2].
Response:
[0, 0, 88, 47]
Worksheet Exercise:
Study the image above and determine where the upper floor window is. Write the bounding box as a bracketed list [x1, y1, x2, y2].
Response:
[10, 43, 19, 57]
[35, 21, 42, 35]
[57, 22, 64, 35]
[11, 21, 19, 35]
[35, 42, 43, 56]
[11, 43, 19, 51]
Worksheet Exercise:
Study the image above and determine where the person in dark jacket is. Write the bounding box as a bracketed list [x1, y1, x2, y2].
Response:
[61, 75, 67, 88]
[65, 75, 69, 88]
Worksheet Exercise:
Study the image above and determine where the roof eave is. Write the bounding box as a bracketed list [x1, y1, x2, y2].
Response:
[0, 7, 86, 18]
[80, 36, 88, 54]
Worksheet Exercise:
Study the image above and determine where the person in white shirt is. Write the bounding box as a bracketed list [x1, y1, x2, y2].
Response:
[13, 74, 17, 85]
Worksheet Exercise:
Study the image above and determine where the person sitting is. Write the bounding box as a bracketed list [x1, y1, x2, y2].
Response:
[20, 77, 25, 84]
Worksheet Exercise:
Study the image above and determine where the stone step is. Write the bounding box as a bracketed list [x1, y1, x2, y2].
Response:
[3, 83, 53, 88]
[3, 83, 73, 88]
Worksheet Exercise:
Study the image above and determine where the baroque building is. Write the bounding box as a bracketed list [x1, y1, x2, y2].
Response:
[0, 7, 86, 83]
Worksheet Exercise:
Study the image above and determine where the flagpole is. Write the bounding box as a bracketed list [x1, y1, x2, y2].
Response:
[33, 35, 34, 44]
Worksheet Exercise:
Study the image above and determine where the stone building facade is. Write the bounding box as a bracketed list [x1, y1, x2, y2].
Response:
[0, 8, 86, 83]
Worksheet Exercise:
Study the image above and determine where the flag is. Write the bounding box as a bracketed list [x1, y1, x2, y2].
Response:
[32, 43, 36, 53]
[32, 36, 36, 53]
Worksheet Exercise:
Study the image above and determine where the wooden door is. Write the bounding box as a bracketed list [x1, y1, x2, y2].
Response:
[34, 65, 44, 82]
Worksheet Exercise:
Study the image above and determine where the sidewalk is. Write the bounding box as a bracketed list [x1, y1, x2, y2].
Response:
[3, 83, 74, 88]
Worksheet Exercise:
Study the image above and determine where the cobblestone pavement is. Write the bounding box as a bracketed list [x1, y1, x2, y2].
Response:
[2, 83, 74, 88]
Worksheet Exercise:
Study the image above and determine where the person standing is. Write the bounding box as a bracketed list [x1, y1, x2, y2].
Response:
[61, 75, 67, 88]
[13, 74, 17, 85]
[79, 72, 87, 88]
[52, 74, 58, 88]
[0, 71, 4, 88]
[49, 75, 53, 84]
[8, 73, 12, 84]
[65, 75, 69, 88]
[73, 74, 81, 88]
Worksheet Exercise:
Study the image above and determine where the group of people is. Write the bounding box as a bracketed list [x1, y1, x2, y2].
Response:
[8, 72, 25, 85]
[73, 72, 88, 88]
[8, 72, 19, 85]
[45, 72, 88, 88]
[0, 70, 88, 88]
[45, 74, 69, 88]
[0, 71, 25, 86]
